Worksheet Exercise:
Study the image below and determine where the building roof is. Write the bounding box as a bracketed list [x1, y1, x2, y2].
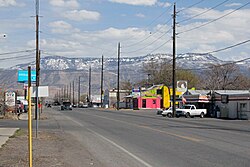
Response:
[214, 90, 250, 95]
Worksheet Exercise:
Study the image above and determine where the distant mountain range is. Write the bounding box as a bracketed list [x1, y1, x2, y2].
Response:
[11, 53, 227, 71]
[1, 53, 249, 96]
[11, 53, 250, 72]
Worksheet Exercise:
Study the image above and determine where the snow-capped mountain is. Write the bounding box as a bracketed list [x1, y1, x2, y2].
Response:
[2, 53, 249, 93]
[11, 53, 226, 71]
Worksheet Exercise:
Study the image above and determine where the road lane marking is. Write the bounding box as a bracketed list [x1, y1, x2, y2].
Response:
[87, 114, 203, 142]
[64, 115, 153, 167]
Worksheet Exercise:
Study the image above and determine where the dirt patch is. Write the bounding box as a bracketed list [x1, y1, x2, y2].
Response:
[0, 130, 104, 167]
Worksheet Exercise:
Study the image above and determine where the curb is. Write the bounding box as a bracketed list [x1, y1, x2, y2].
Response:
[0, 128, 20, 148]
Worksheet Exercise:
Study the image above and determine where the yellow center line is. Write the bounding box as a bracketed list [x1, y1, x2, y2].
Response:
[87, 113, 203, 142]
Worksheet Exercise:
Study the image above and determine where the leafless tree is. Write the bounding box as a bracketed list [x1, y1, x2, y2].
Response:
[202, 63, 248, 90]
[142, 59, 200, 88]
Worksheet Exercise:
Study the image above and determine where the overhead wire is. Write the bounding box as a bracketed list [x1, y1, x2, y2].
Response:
[178, 0, 231, 23]
[123, 17, 172, 48]
[120, 3, 174, 44]
[177, 0, 206, 13]
[122, 28, 172, 54]
[178, 2, 250, 35]
[153, 38, 250, 67]
[0, 49, 35, 56]
[203, 39, 250, 54]
[0, 53, 34, 61]
[177, 57, 250, 71]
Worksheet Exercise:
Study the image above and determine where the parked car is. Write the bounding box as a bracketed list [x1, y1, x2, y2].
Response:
[176, 105, 207, 118]
[161, 107, 173, 118]
[79, 103, 88, 108]
[61, 102, 72, 110]
[157, 108, 163, 115]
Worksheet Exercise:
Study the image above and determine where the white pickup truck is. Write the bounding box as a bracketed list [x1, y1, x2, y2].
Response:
[176, 105, 207, 118]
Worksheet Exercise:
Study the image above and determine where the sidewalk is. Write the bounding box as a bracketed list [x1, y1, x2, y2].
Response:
[0, 128, 19, 148]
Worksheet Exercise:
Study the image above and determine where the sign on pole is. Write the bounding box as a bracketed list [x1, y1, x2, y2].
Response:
[177, 80, 188, 92]
[18, 70, 36, 83]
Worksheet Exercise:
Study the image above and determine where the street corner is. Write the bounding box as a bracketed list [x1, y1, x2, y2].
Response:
[0, 128, 20, 148]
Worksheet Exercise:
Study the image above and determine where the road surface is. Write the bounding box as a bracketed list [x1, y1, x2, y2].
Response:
[1, 107, 250, 167]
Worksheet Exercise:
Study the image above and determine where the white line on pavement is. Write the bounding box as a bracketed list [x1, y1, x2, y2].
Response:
[64, 115, 153, 167]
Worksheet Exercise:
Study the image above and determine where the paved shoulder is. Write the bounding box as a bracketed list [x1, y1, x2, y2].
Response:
[0, 128, 19, 148]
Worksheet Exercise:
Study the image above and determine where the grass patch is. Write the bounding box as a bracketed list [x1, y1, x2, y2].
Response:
[10, 129, 25, 138]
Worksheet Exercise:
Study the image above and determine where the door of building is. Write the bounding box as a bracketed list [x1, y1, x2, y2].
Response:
[142, 99, 146, 108]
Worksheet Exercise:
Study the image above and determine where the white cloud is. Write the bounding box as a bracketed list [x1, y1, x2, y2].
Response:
[63, 10, 100, 21]
[48, 21, 80, 34]
[225, 3, 242, 7]
[108, 0, 157, 6]
[135, 13, 145, 18]
[157, 2, 171, 8]
[0, 0, 24, 7]
[177, 7, 250, 60]
[49, 0, 79, 9]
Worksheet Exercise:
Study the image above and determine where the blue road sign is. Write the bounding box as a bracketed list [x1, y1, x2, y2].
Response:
[18, 70, 36, 83]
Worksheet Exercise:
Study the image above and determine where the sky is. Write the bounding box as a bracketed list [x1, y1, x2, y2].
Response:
[0, 0, 249, 68]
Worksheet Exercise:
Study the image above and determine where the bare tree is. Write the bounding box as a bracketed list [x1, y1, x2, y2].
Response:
[142, 60, 200, 88]
[202, 63, 246, 90]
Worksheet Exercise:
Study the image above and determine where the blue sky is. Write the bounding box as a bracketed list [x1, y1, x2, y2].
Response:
[0, 0, 249, 68]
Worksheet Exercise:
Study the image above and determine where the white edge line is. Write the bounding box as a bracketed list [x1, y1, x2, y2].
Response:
[65, 115, 153, 167]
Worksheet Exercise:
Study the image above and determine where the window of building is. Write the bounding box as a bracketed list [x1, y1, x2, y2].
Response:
[153, 100, 156, 104]
[240, 103, 247, 111]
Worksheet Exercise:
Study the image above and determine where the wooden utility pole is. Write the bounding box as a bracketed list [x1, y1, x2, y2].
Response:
[69, 82, 71, 103]
[78, 76, 81, 104]
[35, 0, 40, 138]
[100, 55, 104, 107]
[66, 85, 69, 98]
[89, 66, 91, 105]
[172, 3, 177, 117]
[72, 81, 75, 105]
[117, 43, 120, 110]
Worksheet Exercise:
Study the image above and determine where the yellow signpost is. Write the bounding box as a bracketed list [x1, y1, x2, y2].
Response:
[28, 66, 33, 167]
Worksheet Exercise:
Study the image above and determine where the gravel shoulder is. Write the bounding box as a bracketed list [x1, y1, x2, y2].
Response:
[0, 112, 105, 167]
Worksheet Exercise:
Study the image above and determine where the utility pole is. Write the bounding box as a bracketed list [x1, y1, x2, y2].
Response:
[72, 81, 75, 105]
[66, 85, 69, 99]
[100, 55, 104, 107]
[35, 0, 40, 138]
[89, 66, 91, 105]
[172, 3, 177, 117]
[69, 82, 71, 103]
[78, 76, 81, 105]
[117, 43, 120, 110]
[63, 85, 66, 99]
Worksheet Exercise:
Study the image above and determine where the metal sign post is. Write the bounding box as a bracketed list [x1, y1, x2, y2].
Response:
[28, 66, 33, 167]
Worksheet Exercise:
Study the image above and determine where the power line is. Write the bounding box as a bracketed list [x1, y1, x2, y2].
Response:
[144, 38, 172, 55]
[122, 28, 172, 54]
[178, 0, 206, 13]
[178, 2, 250, 35]
[0, 49, 35, 56]
[120, 3, 174, 43]
[177, 57, 250, 71]
[203, 39, 250, 54]
[123, 18, 172, 48]
[0, 53, 34, 61]
[178, 0, 230, 23]
[40, 31, 114, 53]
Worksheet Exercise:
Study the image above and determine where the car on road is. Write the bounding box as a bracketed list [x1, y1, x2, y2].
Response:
[176, 105, 207, 118]
[61, 102, 72, 110]
[79, 103, 88, 108]
[161, 107, 173, 118]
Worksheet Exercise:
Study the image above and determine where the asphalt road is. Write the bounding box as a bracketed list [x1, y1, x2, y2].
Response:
[2, 107, 250, 167]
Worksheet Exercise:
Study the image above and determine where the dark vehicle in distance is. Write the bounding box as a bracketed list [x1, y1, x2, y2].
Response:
[61, 102, 72, 110]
